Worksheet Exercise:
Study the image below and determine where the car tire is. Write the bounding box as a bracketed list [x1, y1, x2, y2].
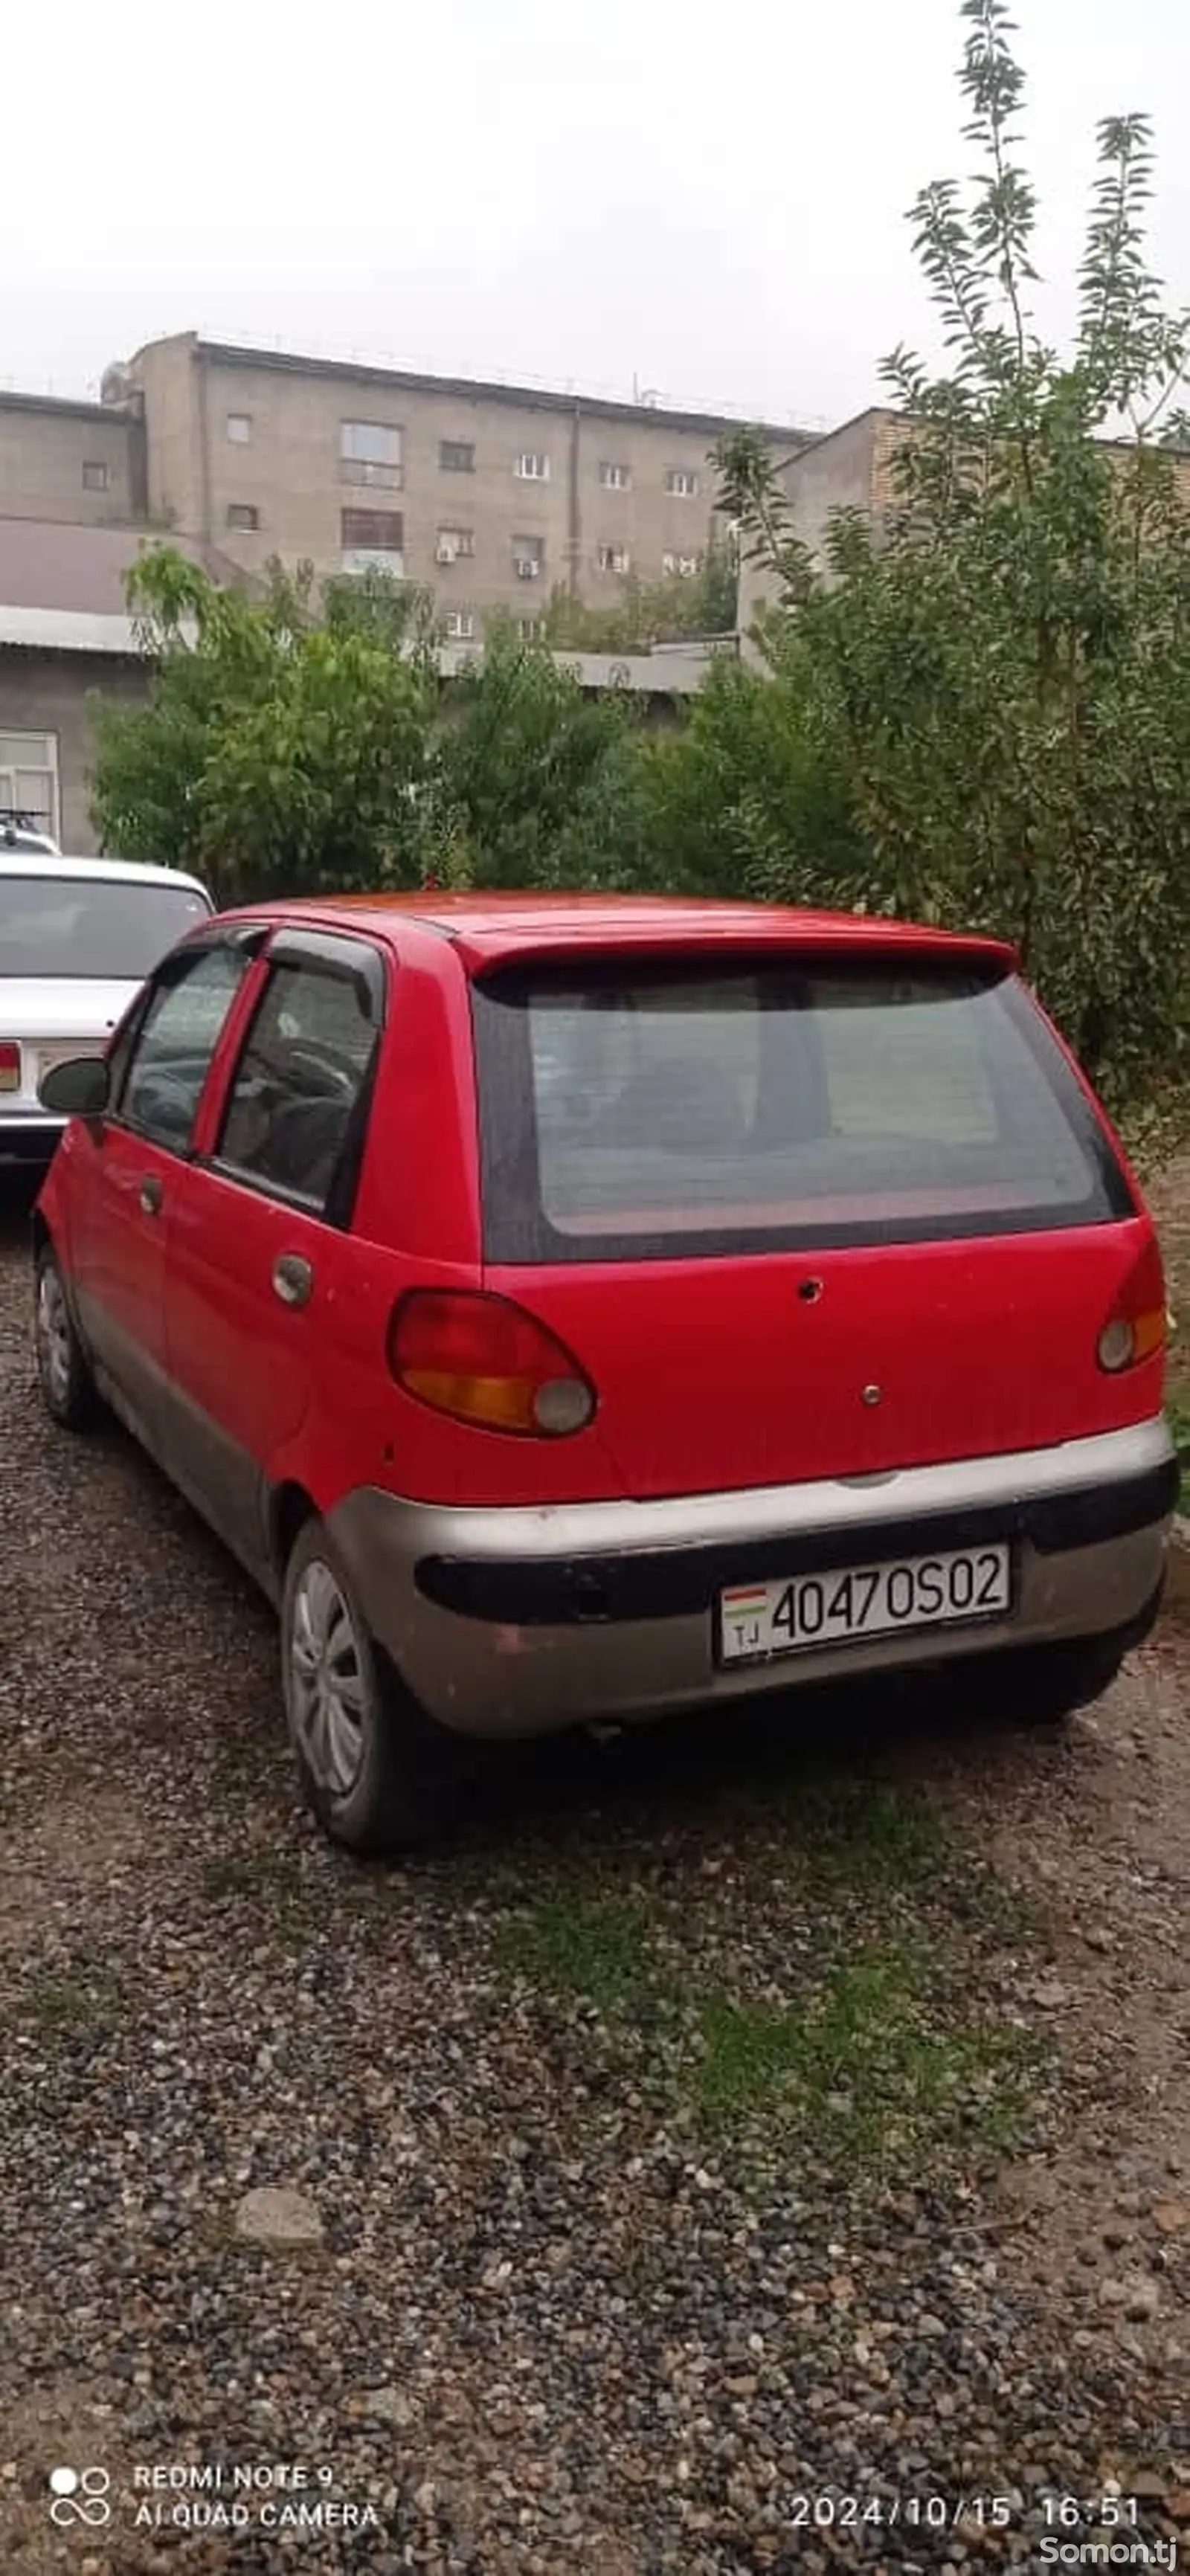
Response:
[280, 1518, 468, 1853]
[33, 1244, 100, 1432]
[954, 1630, 1131, 1730]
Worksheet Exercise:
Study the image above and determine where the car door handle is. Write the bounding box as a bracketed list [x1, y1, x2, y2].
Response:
[140, 1175, 164, 1216]
[272, 1253, 314, 1308]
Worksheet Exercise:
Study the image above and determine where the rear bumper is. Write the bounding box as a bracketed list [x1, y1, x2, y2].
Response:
[327, 1418, 1178, 1739]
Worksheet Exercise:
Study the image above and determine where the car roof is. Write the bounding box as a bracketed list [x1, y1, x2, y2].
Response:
[216, 889, 1018, 972]
[0, 849, 210, 897]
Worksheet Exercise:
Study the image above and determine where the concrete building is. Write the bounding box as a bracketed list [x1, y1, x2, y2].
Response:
[0, 390, 141, 528]
[0, 331, 805, 847]
[737, 407, 907, 638]
[102, 334, 806, 627]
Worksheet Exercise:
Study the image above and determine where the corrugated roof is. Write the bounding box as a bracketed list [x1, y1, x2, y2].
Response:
[436, 639, 733, 695]
[0, 606, 140, 656]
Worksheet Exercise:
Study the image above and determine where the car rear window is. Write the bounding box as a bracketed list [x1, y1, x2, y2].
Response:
[472, 958, 1133, 1261]
[0, 876, 210, 978]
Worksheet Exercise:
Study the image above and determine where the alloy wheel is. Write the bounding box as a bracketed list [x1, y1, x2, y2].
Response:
[287, 1556, 369, 1800]
[36, 1263, 74, 1411]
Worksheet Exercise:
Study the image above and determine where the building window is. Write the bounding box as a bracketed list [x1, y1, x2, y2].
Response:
[596, 544, 631, 576]
[82, 461, 109, 492]
[341, 508, 404, 576]
[340, 421, 403, 489]
[515, 617, 545, 643]
[434, 527, 475, 564]
[662, 551, 701, 577]
[440, 439, 475, 473]
[0, 730, 60, 841]
[599, 461, 631, 491]
[226, 413, 252, 445]
[512, 537, 544, 580]
[226, 503, 260, 532]
[443, 608, 476, 640]
[664, 467, 699, 498]
[514, 452, 550, 481]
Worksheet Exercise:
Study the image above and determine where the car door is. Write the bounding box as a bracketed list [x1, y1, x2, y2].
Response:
[68, 935, 260, 1455]
[159, 927, 387, 1580]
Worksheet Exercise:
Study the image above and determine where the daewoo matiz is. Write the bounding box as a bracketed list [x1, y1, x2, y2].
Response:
[33, 895, 1178, 1850]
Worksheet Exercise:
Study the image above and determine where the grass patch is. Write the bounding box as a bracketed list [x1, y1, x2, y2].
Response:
[695, 1943, 1041, 2168]
[25, 1976, 112, 2030]
[496, 1892, 658, 2015]
[945, 1864, 1048, 1943]
[779, 1774, 951, 1890]
[773, 1771, 1044, 1947]
[492, 1867, 1046, 2181]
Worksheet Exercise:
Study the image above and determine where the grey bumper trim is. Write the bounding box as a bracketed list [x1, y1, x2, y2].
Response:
[326, 1418, 1177, 1738]
[416, 1434, 1178, 1626]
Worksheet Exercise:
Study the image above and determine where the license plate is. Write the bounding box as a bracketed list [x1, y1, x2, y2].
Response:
[718, 1543, 1012, 1664]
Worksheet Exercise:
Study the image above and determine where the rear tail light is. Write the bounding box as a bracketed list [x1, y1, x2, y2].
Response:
[0, 1043, 19, 1093]
[388, 1290, 596, 1437]
[1097, 1238, 1167, 1374]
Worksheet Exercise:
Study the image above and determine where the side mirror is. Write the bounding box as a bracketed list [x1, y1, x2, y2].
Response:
[39, 1055, 111, 1117]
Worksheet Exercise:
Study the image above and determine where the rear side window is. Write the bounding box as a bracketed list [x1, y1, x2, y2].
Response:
[472, 960, 1133, 1262]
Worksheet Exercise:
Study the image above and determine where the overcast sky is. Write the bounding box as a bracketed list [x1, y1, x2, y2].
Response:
[7, 0, 1188, 430]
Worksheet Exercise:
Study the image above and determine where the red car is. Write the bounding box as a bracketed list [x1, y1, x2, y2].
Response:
[33, 894, 1177, 1851]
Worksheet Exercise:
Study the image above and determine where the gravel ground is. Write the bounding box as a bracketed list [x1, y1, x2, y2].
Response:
[1, 1173, 1188, 2576]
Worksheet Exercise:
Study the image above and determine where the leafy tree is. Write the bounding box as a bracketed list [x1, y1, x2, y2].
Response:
[321, 561, 440, 655]
[92, 550, 440, 902]
[717, 0, 1190, 1105]
[640, 645, 865, 898]
[91, 553, 654, 899]
[428, 627, 652, 889]
[714, 426, 811, 610]
[543, 531, 739, 652]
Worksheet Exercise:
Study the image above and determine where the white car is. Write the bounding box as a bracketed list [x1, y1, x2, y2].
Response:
[0, 851, 213, 1168]
[1, 816, 61, 857]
